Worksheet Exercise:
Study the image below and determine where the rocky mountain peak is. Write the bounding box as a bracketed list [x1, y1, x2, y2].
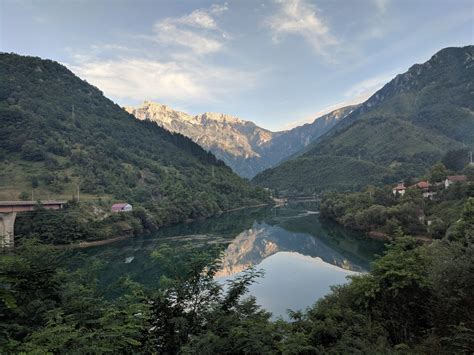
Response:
[126, 100, 354, 178]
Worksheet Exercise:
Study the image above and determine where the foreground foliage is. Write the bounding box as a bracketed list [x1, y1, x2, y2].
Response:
[1, 199, 473, 353]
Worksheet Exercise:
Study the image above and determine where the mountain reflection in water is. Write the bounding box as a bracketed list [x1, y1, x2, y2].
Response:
[213, 213, 383, 318]
[215, 222, 366, 278]
[67, 203, 384, 318]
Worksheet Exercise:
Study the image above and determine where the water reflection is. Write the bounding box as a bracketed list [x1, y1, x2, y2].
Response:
[230, 252, 360, 319]
[212, 207, 384, 318]
[67, 203, 384, 317]
[216, 222, 365, 278]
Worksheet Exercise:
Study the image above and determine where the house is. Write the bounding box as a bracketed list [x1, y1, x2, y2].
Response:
[422, 191, 437, 200]
[418, 181, 430, 189]
[392, 183, 406, 196]
[412, 180, 430, 190]
[111, 203, 133, 213]
[409, 180, 437, 199]
[444, 175, 467, 188]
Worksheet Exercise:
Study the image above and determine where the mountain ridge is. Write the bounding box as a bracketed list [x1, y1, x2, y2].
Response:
[253, 45, 474, 195]
[125, 101, 356, 178]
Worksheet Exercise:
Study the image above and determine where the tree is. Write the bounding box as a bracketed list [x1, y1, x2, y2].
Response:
[18, 191, 29, 200]
[442, 148, 470, 172]
[428, 162, 449, 182]
[21, 140, 45, 161]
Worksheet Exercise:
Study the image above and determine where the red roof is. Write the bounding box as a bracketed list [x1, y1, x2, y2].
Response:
[393, 183, 406, 190]
[111, 203, 129, 211]
[112, 203, 127, 208]
[416, 181, 430, 189]
[447, 175, 467, 182]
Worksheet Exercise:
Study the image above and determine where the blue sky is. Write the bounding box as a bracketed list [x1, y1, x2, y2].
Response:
[1, 0, 473, 130]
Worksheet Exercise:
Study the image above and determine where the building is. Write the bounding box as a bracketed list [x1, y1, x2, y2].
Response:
[392, 183, 406, 196]
[444, 175, 467, 188]
[412, 180, 430, 190]
[111, 203, 133, 213]
[408, 180, 438, 199]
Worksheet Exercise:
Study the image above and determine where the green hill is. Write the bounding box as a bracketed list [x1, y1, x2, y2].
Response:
[253, 46, 474, 195]
[0, 53, 268, 229]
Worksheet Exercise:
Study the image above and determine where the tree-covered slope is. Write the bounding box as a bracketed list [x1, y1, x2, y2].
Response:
[254, 155, 392, 196]
[254, 46, 474, 194]
[0, 53, 268, 226]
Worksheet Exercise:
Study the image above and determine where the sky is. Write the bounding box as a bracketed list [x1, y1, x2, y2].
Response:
[1, 0, 473, 131]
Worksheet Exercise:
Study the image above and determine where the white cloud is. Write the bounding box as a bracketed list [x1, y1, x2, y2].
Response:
[67, 3, 258, 106]
[175, 10, 218, 29]
[344, 72, 396, 99]
[152, 4, 229, 55]
[372, 0, 389, 13]
[282, 71, 398, 130]
[265, 0, 337, 57]
[282, 98, 363, 130]
[70, 57, 258, 105]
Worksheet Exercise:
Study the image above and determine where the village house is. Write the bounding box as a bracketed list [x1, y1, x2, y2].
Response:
[111, 203, 133, 213]
[392, 183, 406, 196]
[412, 180, 430, 190]
[410, 180, 437, 199]
[444, 175, 468, 188]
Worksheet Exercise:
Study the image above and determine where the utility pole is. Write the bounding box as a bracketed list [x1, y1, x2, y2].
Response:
[77, 184, 80, 202]
[470, 151, 473, 165]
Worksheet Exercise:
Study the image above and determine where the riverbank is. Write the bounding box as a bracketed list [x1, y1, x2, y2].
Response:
[367, 231, 433, 243]
[60, 202, 271, 249]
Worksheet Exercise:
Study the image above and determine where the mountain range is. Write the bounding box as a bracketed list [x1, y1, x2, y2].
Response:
[125, 102, 356, 178]
[1, 45, 471, 205]
[253, 45, 474, 195]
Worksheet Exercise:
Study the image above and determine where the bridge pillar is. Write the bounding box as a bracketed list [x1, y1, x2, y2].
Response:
[0, 212, 16, 248]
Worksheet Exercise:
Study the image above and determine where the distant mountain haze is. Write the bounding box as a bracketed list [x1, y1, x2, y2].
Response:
[253, 45, 474, 195]
[125, 102, 356, 178]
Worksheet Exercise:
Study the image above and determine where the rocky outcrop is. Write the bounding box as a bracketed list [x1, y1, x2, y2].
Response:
[125, 101, 355, 178]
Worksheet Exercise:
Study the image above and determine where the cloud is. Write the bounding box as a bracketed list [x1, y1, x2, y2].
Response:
[282, 71, 398, 130]
[265, 0, 337, 57]
[372, 0, 389, 13]
[152, 4, 229, 55]
[67, 3, 260, 106]
[69, 57, 258, 105]
[344, 72, 396, 98]
[282, 98, 363, 130]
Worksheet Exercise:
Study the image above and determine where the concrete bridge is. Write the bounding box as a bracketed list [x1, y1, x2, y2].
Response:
[0, 200, 66, 248]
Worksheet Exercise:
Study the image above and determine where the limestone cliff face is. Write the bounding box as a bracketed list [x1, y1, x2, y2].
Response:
[125, 101, 355, 178]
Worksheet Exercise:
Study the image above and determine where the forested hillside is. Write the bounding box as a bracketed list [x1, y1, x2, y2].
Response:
[0, 53, 269, 239]
[254, 46, 474, 195]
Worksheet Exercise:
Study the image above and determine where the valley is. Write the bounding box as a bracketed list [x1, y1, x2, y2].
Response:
[1, 30, 473, 354]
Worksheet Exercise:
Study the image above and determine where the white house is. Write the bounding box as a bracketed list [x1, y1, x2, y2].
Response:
[392, 183, 406, 196]
[111, 203, 133, 213]
[444, 175, 467, 188]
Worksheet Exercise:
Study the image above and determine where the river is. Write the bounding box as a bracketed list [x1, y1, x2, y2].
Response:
[67, 203, 385, 319]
